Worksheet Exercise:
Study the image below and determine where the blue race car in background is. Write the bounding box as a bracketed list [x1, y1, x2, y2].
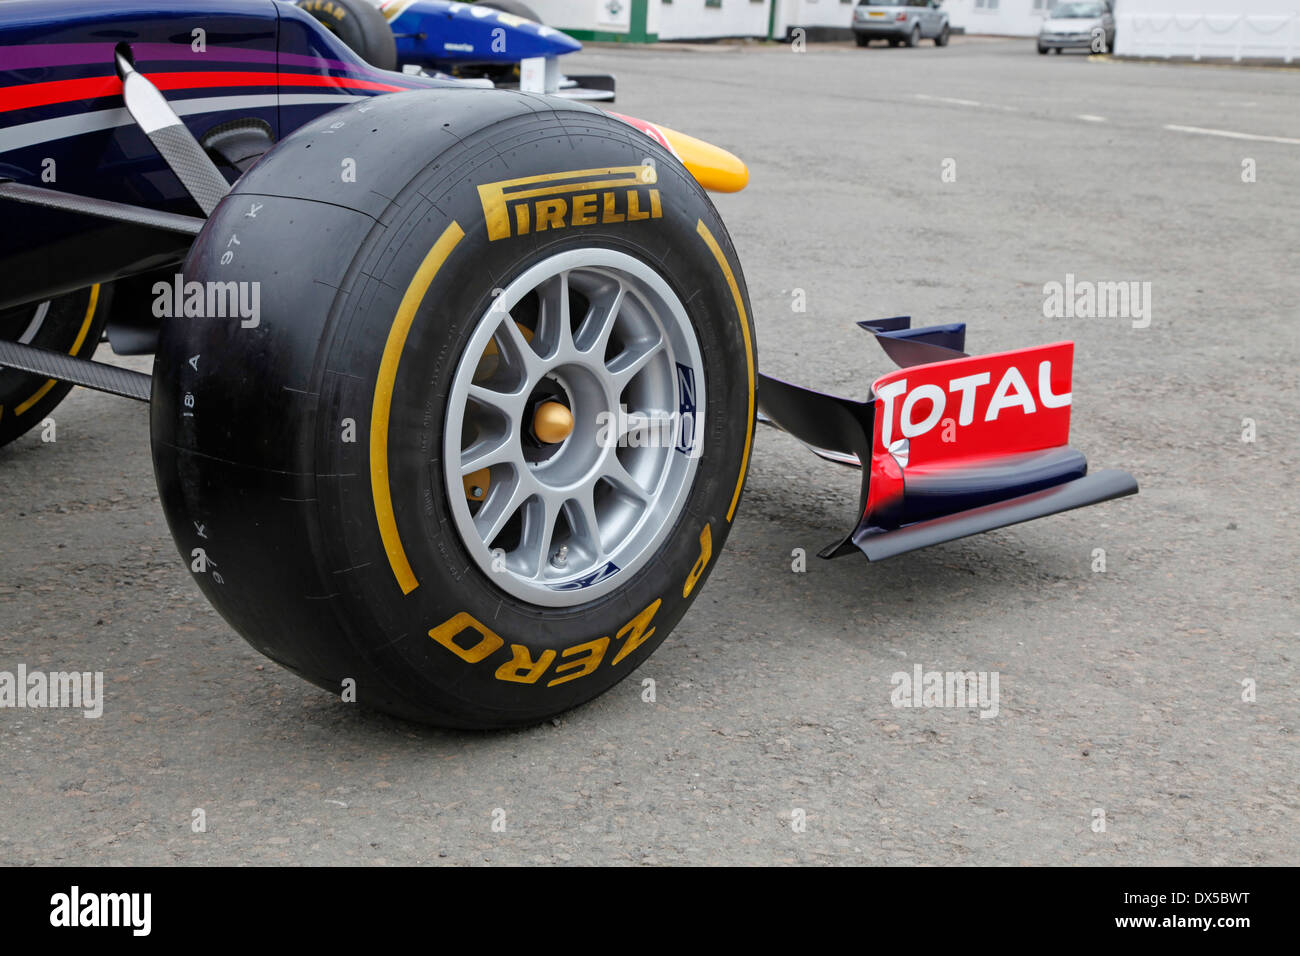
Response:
[298, 0, 616, 100]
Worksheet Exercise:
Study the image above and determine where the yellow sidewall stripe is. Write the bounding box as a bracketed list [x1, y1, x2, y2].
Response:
[14, 284, 100, 417]
[371, 221, 466, 595]
[695, 221, 755, 523]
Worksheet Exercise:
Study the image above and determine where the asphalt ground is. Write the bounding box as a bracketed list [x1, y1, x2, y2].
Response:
[0, 38, 1296, 865]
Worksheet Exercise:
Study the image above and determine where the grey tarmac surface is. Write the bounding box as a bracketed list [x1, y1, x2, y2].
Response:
[0, 38, 1295, 865]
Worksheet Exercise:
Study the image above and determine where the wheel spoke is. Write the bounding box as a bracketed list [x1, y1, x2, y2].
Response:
[518, 493, 562, 579]
[563, 488, 604, 561]
[493, 312, 543, 384]
[608, 337, 664, 393]
[535, 271, 574, 361]
[468, 382, 527, 422]
[602, 454, 652, 503]
[459, 432, 515, 475]
[575, 282, 626, 357]
[474, 472, 530, 546]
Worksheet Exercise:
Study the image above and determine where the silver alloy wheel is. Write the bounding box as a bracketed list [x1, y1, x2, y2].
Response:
[443, 249, 706, 608]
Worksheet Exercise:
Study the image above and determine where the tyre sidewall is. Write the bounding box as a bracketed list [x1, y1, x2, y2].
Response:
[155, 97, 755, 727]
[318, 117, 751, 724]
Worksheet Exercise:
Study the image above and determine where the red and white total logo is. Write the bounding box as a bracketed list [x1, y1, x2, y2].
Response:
[872, 342, 1075, 464]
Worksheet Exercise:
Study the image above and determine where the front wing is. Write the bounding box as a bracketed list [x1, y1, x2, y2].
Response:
[757, 318, 1138, 560]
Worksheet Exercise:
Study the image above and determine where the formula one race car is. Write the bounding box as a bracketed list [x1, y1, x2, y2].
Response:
[297, 0, 618, 100]
[0, 0, 1136, 728]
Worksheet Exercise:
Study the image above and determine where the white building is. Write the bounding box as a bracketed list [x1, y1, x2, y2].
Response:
[941, 0, 1061, 37]
[652, 0, 776, 40]
[522, 0, 1300, 59]
[768, 0, 869, 39]
[524, 0, 861, 42]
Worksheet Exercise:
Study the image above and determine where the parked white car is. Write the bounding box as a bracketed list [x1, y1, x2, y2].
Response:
[1038, 1, 1116, 55]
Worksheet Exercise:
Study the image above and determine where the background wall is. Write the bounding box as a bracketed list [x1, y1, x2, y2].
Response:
[519, 0, 1300, 58]
[659, 0, 775, 40]
[1114, 0, 1300, 60]
[523, 0, 639, 38]
[774, 0, 859, 35]
[942, 0, 1058, 38]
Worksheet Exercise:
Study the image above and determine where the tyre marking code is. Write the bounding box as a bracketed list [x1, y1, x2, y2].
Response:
[371, 221, 465, 595]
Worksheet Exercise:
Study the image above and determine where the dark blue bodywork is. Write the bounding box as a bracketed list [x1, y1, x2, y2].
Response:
[0, 0, 447, 309]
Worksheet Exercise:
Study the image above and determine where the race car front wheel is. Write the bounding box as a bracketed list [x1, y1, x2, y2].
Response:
[298, 0, 398, 72]
[150, 90, 757, 728]
[0, 286, 108, 449]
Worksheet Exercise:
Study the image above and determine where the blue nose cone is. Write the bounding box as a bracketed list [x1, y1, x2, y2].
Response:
[392, 1, 583, 65]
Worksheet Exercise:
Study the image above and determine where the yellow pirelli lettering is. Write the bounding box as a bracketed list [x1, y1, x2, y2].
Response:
[682, 524, 712, 598]
[303, 0, 347, 19]
[611, 599, 662, 667]
[477, 166, 658, 241]
[438, 594, 672, 685]
[429, 612, 505, 663]
[547, 637, 610, 687]
[602, 192, 624, 223]
[627, 192, 650, 221]
[571, 193, 598, 226]
[495, 644, 557, 684]
[535, 198, 567, 232]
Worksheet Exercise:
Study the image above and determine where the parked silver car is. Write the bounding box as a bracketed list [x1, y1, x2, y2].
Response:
[1038, 0, 1116, 55]
[853, 0, 950, 48]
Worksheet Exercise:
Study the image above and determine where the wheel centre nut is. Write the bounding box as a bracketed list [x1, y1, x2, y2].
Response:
[533, 400, 574, 444]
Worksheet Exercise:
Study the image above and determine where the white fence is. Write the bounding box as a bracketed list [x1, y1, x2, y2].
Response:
[1115, 1, 1300, 61]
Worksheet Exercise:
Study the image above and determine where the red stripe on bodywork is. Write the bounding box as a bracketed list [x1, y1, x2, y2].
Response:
[607, 112, 680, 158]
[0, 71, 406, 112]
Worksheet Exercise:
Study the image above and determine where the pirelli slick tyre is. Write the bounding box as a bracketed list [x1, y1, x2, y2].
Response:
[0, 286, 108, 449]
[298, 0, 398, 72]
[150, 90, 757, 728]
